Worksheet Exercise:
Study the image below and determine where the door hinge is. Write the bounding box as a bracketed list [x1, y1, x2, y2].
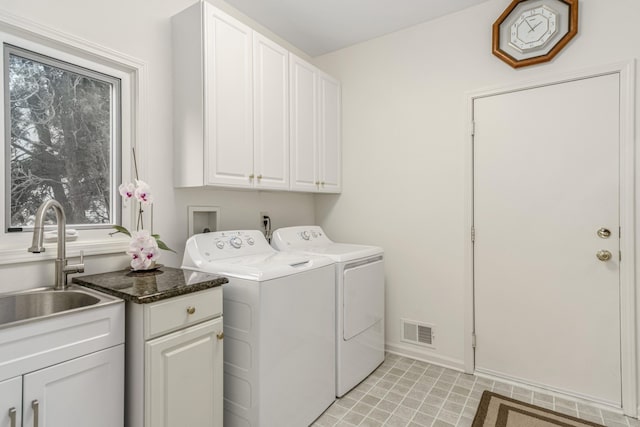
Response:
[472, 333, 477, 349]
[471, 226, 475, 242]
[619, 251, 622, 262]
[471, 121, 475, 136]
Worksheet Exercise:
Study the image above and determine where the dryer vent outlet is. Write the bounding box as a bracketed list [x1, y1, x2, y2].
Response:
[401, 319, 435, 348]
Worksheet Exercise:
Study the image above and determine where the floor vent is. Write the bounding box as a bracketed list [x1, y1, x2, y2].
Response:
[401, 319, 435, 348]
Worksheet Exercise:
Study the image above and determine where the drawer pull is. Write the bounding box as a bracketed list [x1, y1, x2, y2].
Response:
[8, 407, 16, 427]
[32, 400, 39, 427]
[186, 306, 196, 315]
[217, 331, 224, 340]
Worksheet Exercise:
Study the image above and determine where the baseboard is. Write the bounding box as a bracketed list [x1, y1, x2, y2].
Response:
[385, 342, 466, 373]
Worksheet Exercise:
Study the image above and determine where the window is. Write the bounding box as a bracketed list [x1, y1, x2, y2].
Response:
[5, 44, 121, 230]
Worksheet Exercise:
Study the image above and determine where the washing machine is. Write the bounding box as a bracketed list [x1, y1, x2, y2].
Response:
[182, 230, 335, 427]
[271, 226, 385, 397]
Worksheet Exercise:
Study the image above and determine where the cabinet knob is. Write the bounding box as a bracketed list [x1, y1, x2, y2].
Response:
[217, 331, 224, 340]
[321, 181, 325, 186]
[249, 174, 255, 180]
[186, 306, 196, 315]
[315, 181, 320, 186]
[257, 174, 262, 180]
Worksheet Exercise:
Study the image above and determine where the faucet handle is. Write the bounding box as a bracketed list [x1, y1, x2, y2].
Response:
[77, 250, 85, 273]
[64, 250, 85, 276]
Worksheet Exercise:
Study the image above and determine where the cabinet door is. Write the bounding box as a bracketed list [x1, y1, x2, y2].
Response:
[289, 53, 319, 192]
[0, 377, 21, 427]
[253, 33, 289, 190]
[204, 5, 254, 187]
[146, 318, 223, 427]
[22, 345, 124, 427]
[318, 72, 342, 193]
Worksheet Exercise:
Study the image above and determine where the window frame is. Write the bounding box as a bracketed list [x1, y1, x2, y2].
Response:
[4, 43, 123, 231]
[0, 14, 147, 265]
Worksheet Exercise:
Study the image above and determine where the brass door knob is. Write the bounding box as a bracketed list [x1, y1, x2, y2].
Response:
[597, 228, 611, 239]
[596, 250, 612, 262]
[217, 332, 224, 340]
[186, 306, 196, 315]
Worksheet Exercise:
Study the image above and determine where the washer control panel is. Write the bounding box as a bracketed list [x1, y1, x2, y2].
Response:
[190, 230, 271, 261]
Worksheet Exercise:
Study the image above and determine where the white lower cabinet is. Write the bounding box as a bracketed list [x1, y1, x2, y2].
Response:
[0, 377, 21, 427]
[146, 318, 223, 427]
[1, 346, 124, 427]
[126, 287, 224, 427]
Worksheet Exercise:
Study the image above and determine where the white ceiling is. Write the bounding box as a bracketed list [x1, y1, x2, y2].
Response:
[223, 0, 493, 56]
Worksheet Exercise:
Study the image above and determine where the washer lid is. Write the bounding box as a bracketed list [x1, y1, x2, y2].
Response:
[183, 252, 333, 281]
[182, 229, 333, 280]
[271, 226, 383, 263]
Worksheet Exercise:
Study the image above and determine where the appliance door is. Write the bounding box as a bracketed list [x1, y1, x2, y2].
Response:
[343, 257, 384, 340]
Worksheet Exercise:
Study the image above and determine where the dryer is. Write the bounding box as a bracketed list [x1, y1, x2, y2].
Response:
[182, 230, 335, 426]
[271, 226, 385, 397]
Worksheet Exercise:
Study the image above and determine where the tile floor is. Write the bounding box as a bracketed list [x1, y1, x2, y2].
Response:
[312, 353, 640, 427]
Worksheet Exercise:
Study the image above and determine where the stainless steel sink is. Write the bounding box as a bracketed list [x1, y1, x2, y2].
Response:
[0, 286, 118, 328]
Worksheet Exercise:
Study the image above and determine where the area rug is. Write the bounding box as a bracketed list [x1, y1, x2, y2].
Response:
[472, 391, 605, 427]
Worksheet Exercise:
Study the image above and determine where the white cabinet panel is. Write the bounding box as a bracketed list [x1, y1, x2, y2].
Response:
[290, 54, 341, 193]
[22, 345, 124, 427]
[0, 377, 21, 427]
[146, 318, 223, 427]
[205, 6, 254, 187]
[289, 54, 318, 191]
[318, 72, 342, 193]
[253, 33, 289, 190]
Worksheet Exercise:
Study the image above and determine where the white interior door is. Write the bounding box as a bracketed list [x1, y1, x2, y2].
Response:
[473, 73, 621, 405]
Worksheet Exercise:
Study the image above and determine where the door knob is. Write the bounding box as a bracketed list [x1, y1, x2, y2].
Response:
[597, 228, 611, 239]
[596, 250, 612, 261]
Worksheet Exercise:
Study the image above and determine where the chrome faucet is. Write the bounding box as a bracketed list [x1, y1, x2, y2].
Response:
[28, 200, 84, 290]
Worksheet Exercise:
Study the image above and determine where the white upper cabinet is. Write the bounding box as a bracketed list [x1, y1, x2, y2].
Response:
[290, 54, 318, 192]
[318, 72, 342, 193]
[173, 3, 253, 188]
[253, 33, 289, 190]
[205, 7, 254, 187]
[290, 54, 342, 193]
[172, 2, 339, 192]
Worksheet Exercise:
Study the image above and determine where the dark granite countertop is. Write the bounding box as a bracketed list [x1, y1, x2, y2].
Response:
[72, 266, 227, 304]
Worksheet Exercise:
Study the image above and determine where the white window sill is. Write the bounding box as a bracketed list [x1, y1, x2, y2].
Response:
[0, 237, 129, 266]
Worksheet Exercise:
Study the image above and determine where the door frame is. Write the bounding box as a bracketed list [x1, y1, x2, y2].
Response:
[463, 60, 637, 417]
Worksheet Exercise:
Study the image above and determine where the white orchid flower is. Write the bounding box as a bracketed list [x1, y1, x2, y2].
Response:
[134, 180, 153, 205]
[118, 182, 135, 203]
[127, 230, 160, 269]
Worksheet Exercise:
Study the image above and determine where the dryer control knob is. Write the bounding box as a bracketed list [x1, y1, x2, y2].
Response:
[311, 231, 318, 238]
[230, 237, 242, 248]
[247, 237, 255, 245]
[215, 241, 225, 249]
[301, 231, 310, 240]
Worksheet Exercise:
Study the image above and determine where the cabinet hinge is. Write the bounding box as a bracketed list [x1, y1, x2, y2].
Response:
[471, 226, 475, 242]
[472, 333, 477, 349]
[471, 121, 475, 136]
[619, 251, 622, 262]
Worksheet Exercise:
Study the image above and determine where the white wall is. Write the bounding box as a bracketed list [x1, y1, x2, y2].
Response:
[313, 0, 640, 398]
[0, 0, 315, 292]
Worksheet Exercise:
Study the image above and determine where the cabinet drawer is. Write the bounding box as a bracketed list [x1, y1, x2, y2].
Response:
[144, 287, 222, 339]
